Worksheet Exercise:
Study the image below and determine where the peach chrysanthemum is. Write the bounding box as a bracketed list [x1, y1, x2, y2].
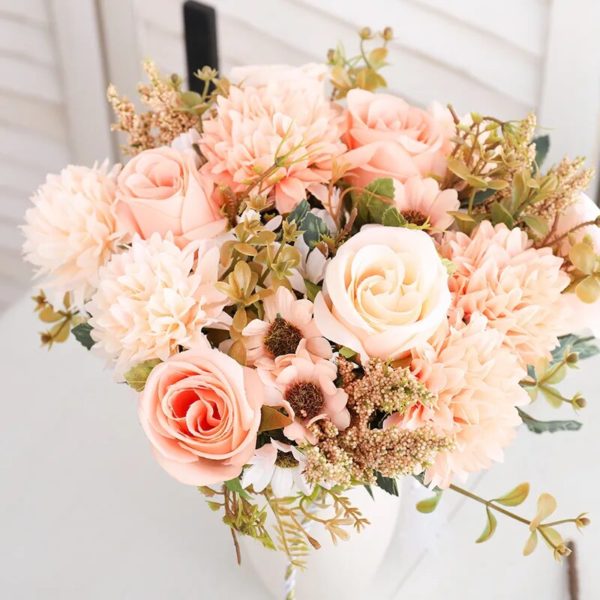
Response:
[242, 286, 331, 371]
[87, 234, 228, 377]
[200, 82, 346, 213]
[387, 314, 529, 488]
[440, 222, 569, 366]
[22, 162, 122, 308]
[392, 176, 459, 231]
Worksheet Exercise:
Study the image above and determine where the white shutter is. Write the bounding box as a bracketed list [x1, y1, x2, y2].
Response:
[0, 0, 113, 311]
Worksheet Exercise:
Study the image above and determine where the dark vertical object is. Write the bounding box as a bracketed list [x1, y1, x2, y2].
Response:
[183, 1, 219, 93]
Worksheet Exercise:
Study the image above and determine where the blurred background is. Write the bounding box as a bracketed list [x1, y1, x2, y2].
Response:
[1, 0, 599, 313]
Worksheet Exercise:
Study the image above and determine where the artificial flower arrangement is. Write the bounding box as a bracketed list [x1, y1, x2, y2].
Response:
[23, 26, 598, 581]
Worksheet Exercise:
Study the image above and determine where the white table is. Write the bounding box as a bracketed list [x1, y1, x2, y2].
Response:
[1, 295, 598, 599]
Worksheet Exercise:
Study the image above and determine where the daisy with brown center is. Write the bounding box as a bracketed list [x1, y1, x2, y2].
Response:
[266, 346, 350, 444]
[242, 286, 332, 372]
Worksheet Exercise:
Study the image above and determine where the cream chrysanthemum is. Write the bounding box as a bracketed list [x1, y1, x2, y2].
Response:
[87, 234, 228, 376]
[22, 162, 122, 307]
[387, 314, 529, 488]
[200, 82, 346, 213]
[440, 222, 569, 366]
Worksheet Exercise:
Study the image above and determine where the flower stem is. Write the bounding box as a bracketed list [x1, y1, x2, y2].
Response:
[448, 484, 531, 526]
[545, 218, 598, 247]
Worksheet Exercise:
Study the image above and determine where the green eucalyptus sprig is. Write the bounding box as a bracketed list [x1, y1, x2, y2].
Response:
[32, 291, 78, 348]
[327, 26, 393, 100]
[419, 482, 589, 560]
[521, 351, 586, 410]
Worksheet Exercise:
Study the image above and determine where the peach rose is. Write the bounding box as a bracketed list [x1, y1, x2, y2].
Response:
[342, 89, 454, 188]
[116, 146, 227, 246]
[555, 193, 600, 337]
[314, 226, 451, 361]
[138, 345, 264, 485]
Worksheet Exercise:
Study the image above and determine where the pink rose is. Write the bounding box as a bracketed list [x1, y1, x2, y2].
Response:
[555, 193, 600, 337]
[314, 226, 451, 361]
[342, 89, 454, 188]
[116, 146, 227, 246]
[138, 345, 264, 485]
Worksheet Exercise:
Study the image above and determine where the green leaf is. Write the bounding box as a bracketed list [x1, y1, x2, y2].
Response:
[517, 408, 582, 434]
[493, 483, 529, 507]
[416, 491, 443, 513]
[521, 214, 549, 237]
[476, 508, 497, 543]
[552, 334, 600, 363]
[375, 472, 399, 496]
[523, 530, 538, 556]
[225, 477, 251, 500]
[364, 177, 395, 200]
[258, 405, 293, 433]
[364, 484, 374, 500]
[540, 385, 564, 408]
[39, 306, 63, 323]
[304, 279, 321, 302]
[533, 135, 550, 168]
[530, 493, 557, 530]
[412, 472, 443, 494]
[490, 202, 515, 227]
[355, 178, 406, 228]
[446, 158, 487, 188]
[339, 346, 357, 359]
[446, 157, 472, 180]
[286, 200, 330, 248]
[471, 188, 497, 207]
[124, 358, 162, 392]
[206, 501, 222, 512]
[381, 206, 405, 226]
[576, 275, 600, 304]
[71, 322, 95, 350]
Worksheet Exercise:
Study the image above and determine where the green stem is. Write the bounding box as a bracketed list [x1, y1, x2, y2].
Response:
[449, 484, 531, 526]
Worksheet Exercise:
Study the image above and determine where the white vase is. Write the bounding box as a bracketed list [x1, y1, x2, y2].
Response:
[240, 484, 404, 599]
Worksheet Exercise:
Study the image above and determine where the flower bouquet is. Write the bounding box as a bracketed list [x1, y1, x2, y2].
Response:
[23, 26, 597, 595]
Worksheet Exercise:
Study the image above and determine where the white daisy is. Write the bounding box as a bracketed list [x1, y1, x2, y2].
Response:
[241, 440, 313, 498]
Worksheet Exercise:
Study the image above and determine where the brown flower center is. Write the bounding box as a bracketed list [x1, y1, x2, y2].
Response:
[275, 451, 299, 468]
[285, 382, 324, 420]
[401, 210, 428, 227]
[264, 315, 303, 357]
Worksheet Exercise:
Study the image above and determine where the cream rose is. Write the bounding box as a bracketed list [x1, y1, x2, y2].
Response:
[116, 146, 227, 246]
[138, 345, 264, 486]
[342, 89, 454, 188]
[314, 226, 451, 360]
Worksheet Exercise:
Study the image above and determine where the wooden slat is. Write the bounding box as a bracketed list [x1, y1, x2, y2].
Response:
[137, 19, 187, 77]
[538, 0, 600, 199]
[0, 91, 67, 141]
[0, 125, 70, 170]
[49, 0, 115, 165]
[0, 190, 28, 223]
[411, 0, 548, 58]
[0, 218, 26, 256]
[0, 0, 48, 26]
[0, 16, 56, 66]
[0, 55, 62, 103]
[0, 161, 48, 196]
